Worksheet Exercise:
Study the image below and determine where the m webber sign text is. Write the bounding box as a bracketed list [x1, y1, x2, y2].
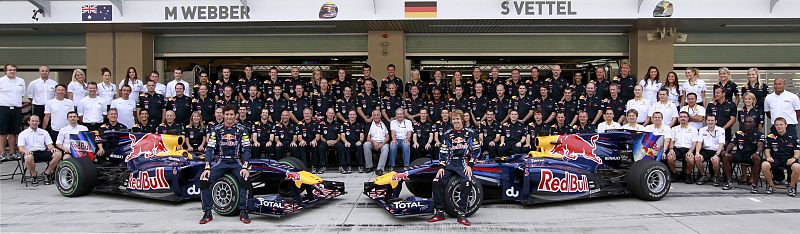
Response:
[165, 5, 251, 20]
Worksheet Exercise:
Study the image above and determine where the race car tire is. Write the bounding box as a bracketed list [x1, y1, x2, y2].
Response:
[212, 174, 242, 216]
[55, 158, 97, 197]
[406, 157, 432, 198]
[279, 157, 308, 171]
[627, 160, 671, 201]
[443, 176, 483, 218]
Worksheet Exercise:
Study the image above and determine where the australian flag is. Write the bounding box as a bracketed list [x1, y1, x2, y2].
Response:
[82, 5, 112, 21]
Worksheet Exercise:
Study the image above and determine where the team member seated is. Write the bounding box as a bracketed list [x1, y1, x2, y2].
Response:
[18, 116, 62, 186]
[318, 108, 341, 174]
[621, 109, 645, 131]
[338, 110, 365, 173]
[760, 117, 800, 196]
[722, 116, 764, 191]
[390, 108, 414, 170]
[571, 111, 596, 134]
[428, 110, 478, 226]
[412, 109, 436, 163]
[56, 111, 88, 158]
[294, 108, 322, 173]
[479, 110, 501, 159]
[596, 109, 622, 133]
[692, 116, 726, 186]
[669, 111, 700, 183]
[363, 109, 390, 175]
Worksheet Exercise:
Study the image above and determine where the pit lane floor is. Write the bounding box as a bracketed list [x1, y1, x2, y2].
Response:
[1, 162, 799, 234]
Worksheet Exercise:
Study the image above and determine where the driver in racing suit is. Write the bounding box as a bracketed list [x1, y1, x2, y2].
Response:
[428, 110, 479, 226]
[199, 106, 252, 224]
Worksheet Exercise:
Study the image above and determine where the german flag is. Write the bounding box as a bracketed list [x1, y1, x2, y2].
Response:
[405, 1, 437, 18]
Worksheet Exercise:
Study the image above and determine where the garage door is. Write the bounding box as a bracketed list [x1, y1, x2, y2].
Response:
[674, 32, 800, 67]
[0, 34, 85, 68]
[154, 34, 368, 57]
[406, 33, 629, 57]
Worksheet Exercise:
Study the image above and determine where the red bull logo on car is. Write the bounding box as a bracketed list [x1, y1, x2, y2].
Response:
[391, 172, 409, 182]
[127, 168, 170, 191]
[549, 134, 602, 164]
[537, 169, 589, 193]
[125, 133, 168, 162]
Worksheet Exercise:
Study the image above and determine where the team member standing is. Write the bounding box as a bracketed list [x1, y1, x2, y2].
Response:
[147, 71, 167, 96]
[382, 83, 405, 122]
[216, 67, 238, 100]
[26, 65, 56, 122]
[663, 72, 682, 108]
[336, 86, 359, 122]
[237, 65, 260, 101]
[119, 67, 144, 104]
[722, 116, 763, 191]
[313, 79, 336, 119]
[78, 82, 107, 131]
[164, 68, 192, 98]
[166, 83, 193, 125]
[138, 80, 166, 125]
[511, 85, 535, 123]
[288, 84, 312, 123]
[547, 65, 568, 101]
[262, 67, 281, 99]
[428, 110, 477, 226]
[693, 116, 726, 186]
[98, 68, 117, 110]
[18, 115, 61, 186]
[111, 85, 136, 129]
[738, 92, 764, 130]
[428, 70, 449, 100]
[44, 85, 75, 143]
[681, 67, 705, 106]
[593, 67, 611, 101]
[549, 112, 572, 135]
[199, 106, 252, 224]
[406, 69, 428, 99]
[469, 83, 491, 123]
[405, 86, 427, 123]
[0, 64, 25, 161]
[649, 89, 678, 126]
[764, 78, 800, 137]
[380, 64, 403, 97]
[743, 68, 769, 109]
[358, 79, 381, 123]
[600, 84, 626, 123]
[760, 118, 800, 196]
[626, 85, 650, 125]
[640, 66, 662, 104]
[706, 86, 737, 143]
[669, 112, 700, 183]
[491, 84, 512, 123]
[192, 84, 217, 122]
[265, 85, 289, 123]
[67, 69, 87, 101]
[614, 62, 636, 102]
[680, 93, 706, 130]
[216, 86, 239, 111]
[716, 67, 740, 105]
[581, 83, 603, 125]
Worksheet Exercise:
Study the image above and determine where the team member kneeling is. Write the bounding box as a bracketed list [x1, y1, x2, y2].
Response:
[18, 115, 62, 186]
[760, 117, 800, 196]
[428, 110, 479, 226]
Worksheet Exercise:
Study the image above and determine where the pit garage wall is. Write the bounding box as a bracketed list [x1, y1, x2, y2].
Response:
[0, 34, 86, 69]
[674, 32, 800, 68]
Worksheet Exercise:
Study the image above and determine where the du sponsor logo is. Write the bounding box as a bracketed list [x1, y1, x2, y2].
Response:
[186, 184, 200, 195]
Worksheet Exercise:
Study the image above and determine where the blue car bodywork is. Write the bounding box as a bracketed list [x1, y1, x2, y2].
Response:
[363, 131, 668, 217]
[64, 131, 345, 217]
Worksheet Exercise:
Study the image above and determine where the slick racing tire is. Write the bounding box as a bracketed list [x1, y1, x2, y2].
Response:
[443, 176, 483, 218]
[406, 157, 432, 198]
[56, 158, 97, 197]
[279, 157, 308, 171]
[212, 174, 243, 216]
[626, 160, 671, 201]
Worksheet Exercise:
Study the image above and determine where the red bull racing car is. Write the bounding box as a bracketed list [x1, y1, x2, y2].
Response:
[364, 130, 670, 217]
[55, 131, 345, 217]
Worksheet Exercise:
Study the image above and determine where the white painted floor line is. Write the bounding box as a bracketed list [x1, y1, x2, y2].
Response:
[748, 198, 762, 203]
